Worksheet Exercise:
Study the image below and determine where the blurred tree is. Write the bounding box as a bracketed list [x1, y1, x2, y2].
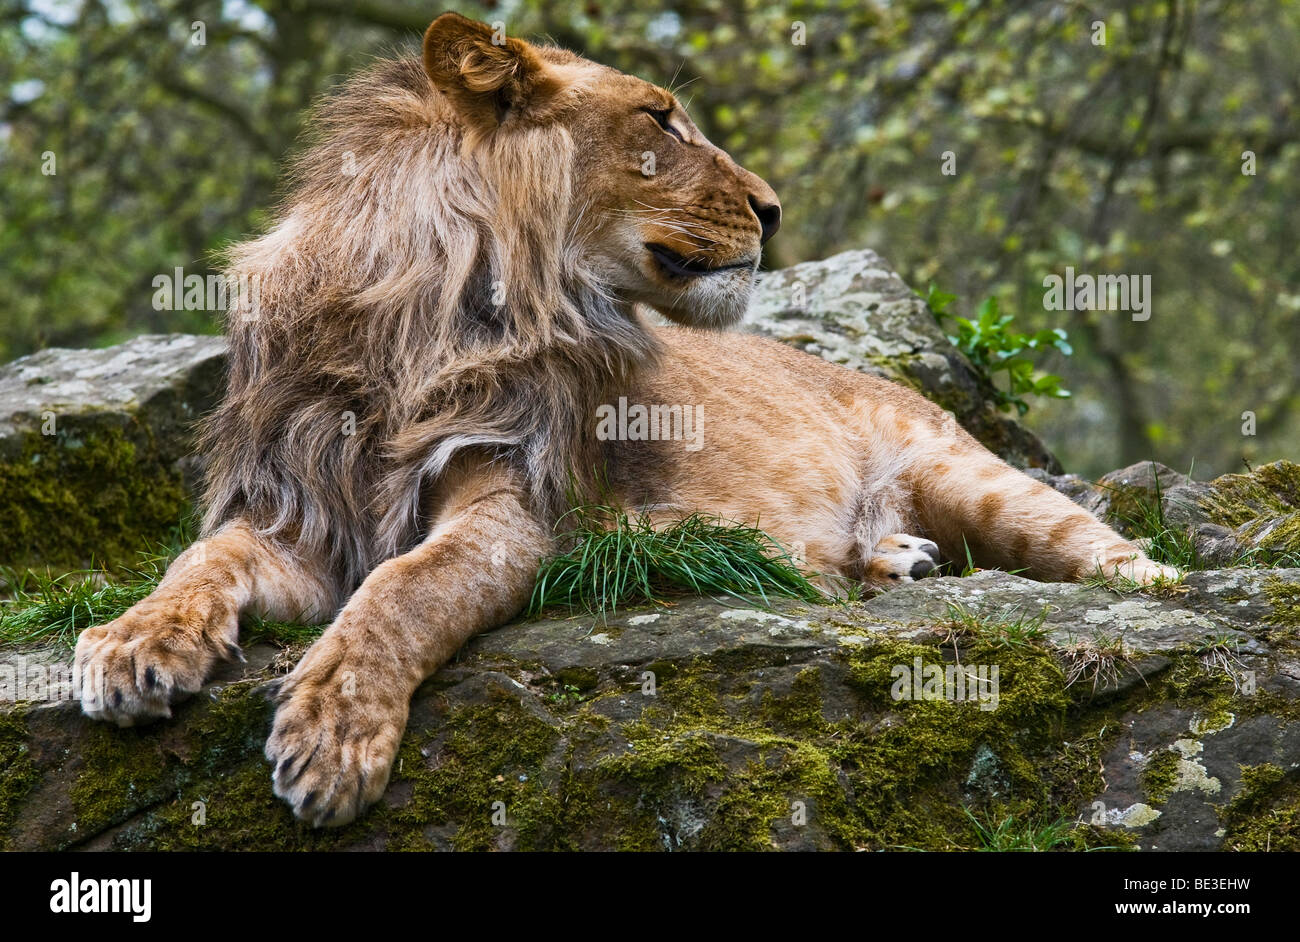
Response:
[1, 0, 1296, 477]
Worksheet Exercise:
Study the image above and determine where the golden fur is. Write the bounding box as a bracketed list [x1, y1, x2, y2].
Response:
[75, 13, 1175, 827]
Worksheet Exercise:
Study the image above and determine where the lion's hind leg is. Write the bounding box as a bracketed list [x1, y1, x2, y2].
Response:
[75, 524, 338, 726]
[910, 448, 1180, 585]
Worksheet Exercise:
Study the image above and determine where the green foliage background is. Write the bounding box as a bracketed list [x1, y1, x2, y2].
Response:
[1, 0, 1297, 477]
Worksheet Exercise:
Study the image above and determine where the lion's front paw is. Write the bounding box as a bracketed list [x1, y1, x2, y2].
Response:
[266, 646, 407, 828]
[75, 600, 240, 726]
[865, 533, 941, 586]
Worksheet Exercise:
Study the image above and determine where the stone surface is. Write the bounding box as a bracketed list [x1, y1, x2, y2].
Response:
[3, 568, 1298, 851]
[0, 334, 227, 572]
[1029, 459, 1300, 568]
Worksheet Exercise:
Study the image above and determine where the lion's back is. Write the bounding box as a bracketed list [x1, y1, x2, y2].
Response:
[647, 324, 949, 426]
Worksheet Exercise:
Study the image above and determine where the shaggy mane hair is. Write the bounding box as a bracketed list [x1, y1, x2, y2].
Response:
[199, 55, 658, 590]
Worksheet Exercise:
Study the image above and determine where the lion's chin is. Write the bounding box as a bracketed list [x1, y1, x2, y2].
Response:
[655, 303, 747, 331]
[650, 271, 755, 330]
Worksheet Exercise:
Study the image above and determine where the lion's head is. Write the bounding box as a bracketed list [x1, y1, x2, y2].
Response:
[422, 12, 781, 328]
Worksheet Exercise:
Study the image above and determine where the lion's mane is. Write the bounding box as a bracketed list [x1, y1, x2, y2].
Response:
[199, 56, 657, 589]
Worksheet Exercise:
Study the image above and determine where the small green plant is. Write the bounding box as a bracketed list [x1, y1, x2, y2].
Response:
[963, 807, 1075, 851]
[926, 285, 1072, 416]
[1104, 463, 1200, 571]
[944, 601, 1050, 649]
[528, 503, 826, 617]
[545, 683, 586, 707]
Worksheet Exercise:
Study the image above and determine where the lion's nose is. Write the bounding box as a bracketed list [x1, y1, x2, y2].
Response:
[748, 194, 782, 244]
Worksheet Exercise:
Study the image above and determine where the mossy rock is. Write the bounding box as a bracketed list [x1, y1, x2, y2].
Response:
[4, 569, 1299, 851]
[0, 334, 226, 573]
[1024, 460, 1300, 569]
[1203, 460, 1300, 559]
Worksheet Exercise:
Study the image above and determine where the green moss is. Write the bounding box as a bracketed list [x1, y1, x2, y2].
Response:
[1236, 762, 1286, 797]
[0, 422, 191, 573]
[1140, 749, 1182, 805]
[1220, 763, 1299, 852]
[760, 667, 827, 734]
[29, 602, 1289, 852]
[134, 761, 313, 851]
[68, 721, 175, 836]
[1203, 460, 1300, 557]
[388, 684, 563, 851]
[1151, 649, 1300, 730]
[1263, 577, 1300, 632]
[96, 686, 376, 851]
[0, 707, 41, 848]
[67, 683, 278, 847]
[548, 637, 1096, 851]
[553, 666, 599, 692]
[1052, 722, 1119, 808]
[835, 639, 1073, 847]
[1159, 652, 1236, 706]
[580, 708, 842, 851]
[1064, 823, 1139, 851]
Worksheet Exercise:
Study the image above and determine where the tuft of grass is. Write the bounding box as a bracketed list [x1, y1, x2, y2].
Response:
[1082, 563, 1187, 599]
[1231, 545, 1300, 569]
[0, 565, 328, 651]
[963, 807, 1076, 851]
[1107, 463, 1200, 571]
[1193, 631, 1250, 692]
[943, 601, 1050, 649]
[0, 557, 165, 648]
[528, 504, 827, 617]
[0, 517, 197, 647]
[0, 513, 327, 650]
[1057, 630, 1131, 692]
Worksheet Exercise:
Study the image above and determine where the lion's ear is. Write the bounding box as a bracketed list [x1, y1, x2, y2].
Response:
[423, 13, 559, 130]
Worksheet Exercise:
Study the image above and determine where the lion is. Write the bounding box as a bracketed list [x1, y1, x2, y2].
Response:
[74, 12, 1177, 827]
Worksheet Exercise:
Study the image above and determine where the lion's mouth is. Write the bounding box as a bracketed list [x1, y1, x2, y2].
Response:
[646, 243, 755, 278]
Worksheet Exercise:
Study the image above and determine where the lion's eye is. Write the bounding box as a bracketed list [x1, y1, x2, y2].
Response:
[644, 108, 684, 142]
